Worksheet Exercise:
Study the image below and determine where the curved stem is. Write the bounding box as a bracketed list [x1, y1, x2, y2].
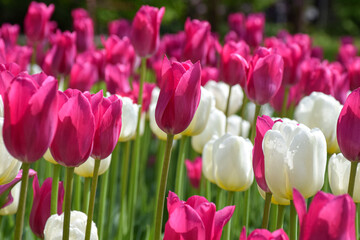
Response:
[348, 161, 358, 197]
[225, 85, 232, 131]
[85, 159, 101, 240]
[276, 204, 285, 229]
[174, 136, 188, 199]
[13, 163, 30, 240]
[262, 192, 272, 229]
[154, 134, 175, 240]
[82, 177, 91, 214]
[250, 104, 261, 143]
[289, 200, 297, 240]
[62, 167, 75, 240]
[223, 191, 234, 240]
[51, 164, 61, 215]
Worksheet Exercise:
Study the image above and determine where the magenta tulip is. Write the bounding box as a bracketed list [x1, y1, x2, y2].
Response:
[5, 45, 33, 71]
[337, 88, 360, 162]
[239, 227, 289, 240]
[50, 89, 95, 167]
[24, 1, 54, 43]
[201, 66, 219, 86]
[76, 49, 106, 80]
[0, 23, 20, 47]
[245, 13, 265, 48]
[293, 189, 356, 240]
[348, 57, 360, 91]
[228, 13, 246, 40]
[108, 19, 131, 39]
[130, 5, 165, 57]
[72, 12, 94, 52]
[104, 63, 131, 95]
[185, 157, 202, 189]
[337, 42, 357, 67]
[30, 176, 64, 238]
[159, 32, 186, 62]
[155, 56, 201, 135]
[102, 35, 135, 71]
[301, 60, 333, 96]
[71, 8, 89, 20]
[245, 47, 284, 105]
[0, 39, 5, 64]
[3, 73, 58, 163]
[0, 63, 20, 96]
[69, 61, 98, 91]
[164, 191, 235, 240]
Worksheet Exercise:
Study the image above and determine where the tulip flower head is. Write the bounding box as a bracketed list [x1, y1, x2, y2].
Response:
[239, 227, 289, 240]
[75, 154, 112, 178]
[185, 157, 202, 189]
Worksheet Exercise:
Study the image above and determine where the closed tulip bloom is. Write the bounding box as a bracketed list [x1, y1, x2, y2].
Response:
[201, 66, 219, 86]
[130, 5, 165, 57]
[164, 191, 235, 240]
[239, 227, 289, 240]
[245, 47, 284, 105]
[295, 92, 342, 153]
[44, 210, 98, 240]
[0, 182, 21, 215]
[263, 121, 327, 199]
[182, 87, 214, 136]
[0, 62, 21, 97]
[155, 56, 201, 135]
[75, 154, 112, 178]
[24, 1, 54, 43]
[72, 10, 94, 52]
[108, 19, 131, 39]
[6, 45, 33, 71]
[0, 23, 20, 47]
[204, 80, 243, 115]
[102, 36, 135, 70]
[69, 61, 98, 92]
[50, 89, 95, 167]
[191, 108, 226, 153]
[30, 177, 64, 238]
[348, 57, 360, 91]
[3, 73, 58, 163]
[226, 115, 251, 138]
[104, 63, 131, 95]
[202, 137, 217, 183]
[328, 153, 360, 202]
[212, 134, 254, 191]
[337, 42, 357, 67]
[117, 96, 138, 142]
[228, 13, 246, 39]
[245, 13, 265, 48]
[185, 157, 202, 189]
[337, 88, 360, 161]
[293, 188, 356, 240]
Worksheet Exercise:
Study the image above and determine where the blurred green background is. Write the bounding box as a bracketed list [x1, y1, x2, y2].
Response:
[0, 0, 360, 60]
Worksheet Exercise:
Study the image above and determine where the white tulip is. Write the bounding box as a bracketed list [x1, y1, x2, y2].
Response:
[263, 121, 327, 199]
[182, 87, 215, 136]
[226, 115, 251, 138]
[204, 80, 243, 115]
[294, 92, 342, 153]
[43, 149, 57, 165]
[74, 154, 112, 178]
[117, 96, 139, 142]
[212, 134, 254, 192]
[202, 137, 217, 183]
[191, 108, 226, 153]
[44, 211, 98, 240]
[328, 153, 360, 202]
[0, 182, 21, 215]
[0, 118, 22, 185]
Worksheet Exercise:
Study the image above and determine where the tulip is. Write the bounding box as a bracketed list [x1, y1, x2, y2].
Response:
[204, 80, 243, 115]
[74, 154, 112, 178]
[182, 86, 214, 136]
[76, 49, 106, 80]
[0, 62, 20, 97]
[202, 136, 218, 183]
[212, 134, 254, 192]
[0, 182, 20, 215]
[116, 96, 139, 142]
[311, 46, 323, 60]
[44, 211, 98, 240]
[155, 56, 201, 135]
[0, 23, 20, 47]
[24, 1, 54, 43]
[245, 47, 284, 105]
[185, 157, 202, 189]
[337, 42, 357, 67]
[328, 153, 360, 202]
[108, 19, 131, 39]
[30, 177, 64, 238]
[104, 63, 131, 95]
[0, 39, 4, 63]
[6, 45, 33, 71]
[228, 13, 246, 39]
[72, 9, 94, 52]
[226, 115, 251, 138]
[158, 32, 186, 62]
[102, 35, 136, 70]
[191, 108, 226, 153]
[245, 13, 265, 48]
[348, 57, 360, 91]
[69, 61, 98, 92]
[201, 66, 219, 86]
[130, 5, 165, 57]
[293, 188, 356, 240]
[263, 121, 327, 199]
[164, 191, 235, 240]
[239, 227, 289, 240]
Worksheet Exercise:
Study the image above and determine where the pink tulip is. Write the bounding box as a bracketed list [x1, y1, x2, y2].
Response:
[206, 33, 222, 67]
[311, 46, 323, 60]
[293, 189, 356, 240]
[0, 39, 5, 64]
[245, 47, 284, 105]
[108, 19, 131, 39]
[42, 30, 76, 76]
[155, 56, 201, 134]
[30, 176, 64, 238]
[253, 115, 275, 193]
[164, 191, 235, 240]
[76, 49, 106, 80]
[69, 61, 98, 91]
[159, 32, 186, 62]
[3, 73, 58, 163]
[185, 157, 202, 189]
[50, 89, 95, 167]
[270, 84, 302, 113]
[348, 57, 360, 91]
[201, 66, 219, 86]
[102, 35, 135, 71]
[337, 42, 357, 67]
[239, 227, 289, 240]
[291, 33, 312, 60]
[24, 1, 54, 43]
[5, 45, 33, 71]
[130, 5, 165, 57]
[0, 63, 20, 96]
[337, 88, 360, 162]
[183, 18, 211, 65]
[85, 91, 122, 160]
[0, 23, 20, 47]
[71, 8, 89, 20]
[104, 63, 131, 95]
[329, 62, 349, 104]
[228, 13, 246, 40]
[245, 13, 265, 48]
[72, 12, 94, 53]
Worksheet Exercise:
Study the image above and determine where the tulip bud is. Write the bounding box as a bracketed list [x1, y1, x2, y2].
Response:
[44, 210, 98, 240]
[75, 154, 112, 178]
[295, 92, 342, 154]
[69, 61, 98, 92]
[263, 121, 327, 199]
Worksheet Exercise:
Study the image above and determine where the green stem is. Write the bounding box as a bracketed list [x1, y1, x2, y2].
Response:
[85, 159, 101, 240]
[356, 203, 359, 240]
[281, 86, 290, 117]
[276, 205, 286, 229]
[348, 161, 358, 197]
[51, 164, 61, 215]
[289, 200, 297, 240]
[82, 177, 91, 214]
[262, 192, 272, 229]
[269, 204, 278, 231]
[250, 104, 261, 143]
[13, 163, 30, 240]
[97, 170, 109, 239]
[223, 191, 234, 240]
[322, 154, 330, 192]
[154, 134, 175, 240]
[30, 43, 37, 75]
[239, 92, 249, 119]
[62, 167, 75, 240]
[128, 57, 146, 240]
[73, 174, 81, 211]
[174, 136, 188, 199]
[225, 85, 232, 131]
[243, 188, 250, 231]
